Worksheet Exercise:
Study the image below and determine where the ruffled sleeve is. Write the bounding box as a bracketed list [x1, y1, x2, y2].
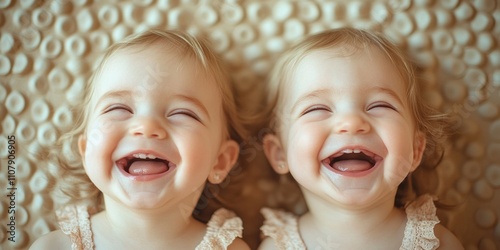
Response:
[260, 207, 306, 250]
[56, 204, 94, 250]
[400, 194, 440, 250]
[195, 208, 244, 250]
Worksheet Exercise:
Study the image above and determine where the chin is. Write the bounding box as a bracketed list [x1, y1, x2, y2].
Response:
[119, 194, 171, 210]
[335, 190, 376, 205]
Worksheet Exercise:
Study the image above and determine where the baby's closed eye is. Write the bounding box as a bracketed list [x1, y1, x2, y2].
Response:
[104, 104, 133, 114]
[102, 104, 134, 120]
[301, 105, 331, 116]
[168, 109, 203, 123]
[367, 102, 397, 111]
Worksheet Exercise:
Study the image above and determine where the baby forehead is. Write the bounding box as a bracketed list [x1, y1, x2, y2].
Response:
[108, 42, 198, 65]
[298, 45, 390, 64]
[282, 48, 408, 96]
[290, 47, 398, 80]
[99, 45, 213, 78]
[92, 51, 218, 92]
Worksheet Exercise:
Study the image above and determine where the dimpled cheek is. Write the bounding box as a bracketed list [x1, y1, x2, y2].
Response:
[180, 142, 213, 176]
[81, 125, 108, 171]
[82, 140, 98, 168]
[85, 129, 102, 148]
[288, 128, 322, 173]
[386, 154, 413, 186]
[97, 119, 117, 134]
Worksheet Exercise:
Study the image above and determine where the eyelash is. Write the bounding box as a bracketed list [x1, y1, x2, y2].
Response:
[102, 105, 202, 123]
[368, 103, 397, 111]
[301, 102, 397, 116]
[302, 105, 330, 116]
[104, 105, 133, 114]
[170, 109, 201, 122]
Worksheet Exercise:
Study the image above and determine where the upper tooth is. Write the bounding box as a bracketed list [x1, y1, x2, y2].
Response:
[137, 153, 146, 159]
[341, 149, 361, 154]
[132, 153, 157, 159]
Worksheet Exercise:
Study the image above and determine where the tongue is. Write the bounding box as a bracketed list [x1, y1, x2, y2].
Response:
[128, 160, 168, 175]
[332, 160, 372, 172]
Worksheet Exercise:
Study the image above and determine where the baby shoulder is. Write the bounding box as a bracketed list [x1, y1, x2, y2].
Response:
[258, 237, 278, 250]
[227, 237, 250, 250]
[434, 224, 464, 250]
[29, 230, 71, 250]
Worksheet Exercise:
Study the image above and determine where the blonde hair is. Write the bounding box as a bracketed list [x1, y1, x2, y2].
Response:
[260, 27, 451, 207]
[51, 29, 247, 208]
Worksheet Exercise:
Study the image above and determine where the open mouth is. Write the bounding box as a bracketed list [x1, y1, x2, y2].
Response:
[116, 153, 175, 176]
[323, 149, 380, 173]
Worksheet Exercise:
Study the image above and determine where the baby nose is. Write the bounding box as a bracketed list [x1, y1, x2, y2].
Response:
[334, 113, 370, 134]
[130, 117, 167, 139]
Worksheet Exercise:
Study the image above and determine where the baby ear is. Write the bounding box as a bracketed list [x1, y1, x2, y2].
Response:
[208, 140, 239, 184]
[411, 131, 426, 172]
[263, 134, 289, 174]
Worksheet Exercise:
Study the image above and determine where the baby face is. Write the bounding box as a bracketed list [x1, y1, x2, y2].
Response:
[275, 47, 425, 207]
[78, 42, 227, 209]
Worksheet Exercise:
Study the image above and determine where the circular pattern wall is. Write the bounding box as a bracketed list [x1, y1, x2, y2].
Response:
[1, 0, 499, 249]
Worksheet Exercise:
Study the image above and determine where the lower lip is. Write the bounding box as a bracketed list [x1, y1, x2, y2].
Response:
[323, 161, 380, 178]
[117, 165, 175, 181]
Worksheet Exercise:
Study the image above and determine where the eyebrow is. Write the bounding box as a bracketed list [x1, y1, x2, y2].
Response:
[95, 90, 132, 107]
[174, 94, 211, 121]
[94, 91, 211, 120]
[289, 85, 405, 113]
[290, 88, 332, 113]
[371, 86, 405, 106]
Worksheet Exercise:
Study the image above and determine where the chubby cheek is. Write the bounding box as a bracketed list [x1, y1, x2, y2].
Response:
[385, 152, 413, 187]
[286, 123, 325, 175]
[383, 132, 416, 186]
[81, 144, 100, 181]
[175, 132, 218, 178]
[85, 119, 117, 147]
[80, 122, 118, 178]
[81, 138, 110, 180]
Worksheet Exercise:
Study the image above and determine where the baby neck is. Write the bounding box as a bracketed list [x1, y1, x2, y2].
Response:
[94, 191, 204, 248]
[301, 190, 406, 241]
[106, 199, 192, 235]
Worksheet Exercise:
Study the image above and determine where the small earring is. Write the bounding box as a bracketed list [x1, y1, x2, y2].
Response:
[213, 173, 220, 182]
[278, 162, 286, 170]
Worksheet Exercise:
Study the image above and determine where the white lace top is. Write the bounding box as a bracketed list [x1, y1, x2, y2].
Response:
[260, 195, 440, 250]
[57, 206, 243, 250]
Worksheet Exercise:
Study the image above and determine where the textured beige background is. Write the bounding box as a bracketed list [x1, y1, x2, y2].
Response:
[1, 0, 499, 249]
